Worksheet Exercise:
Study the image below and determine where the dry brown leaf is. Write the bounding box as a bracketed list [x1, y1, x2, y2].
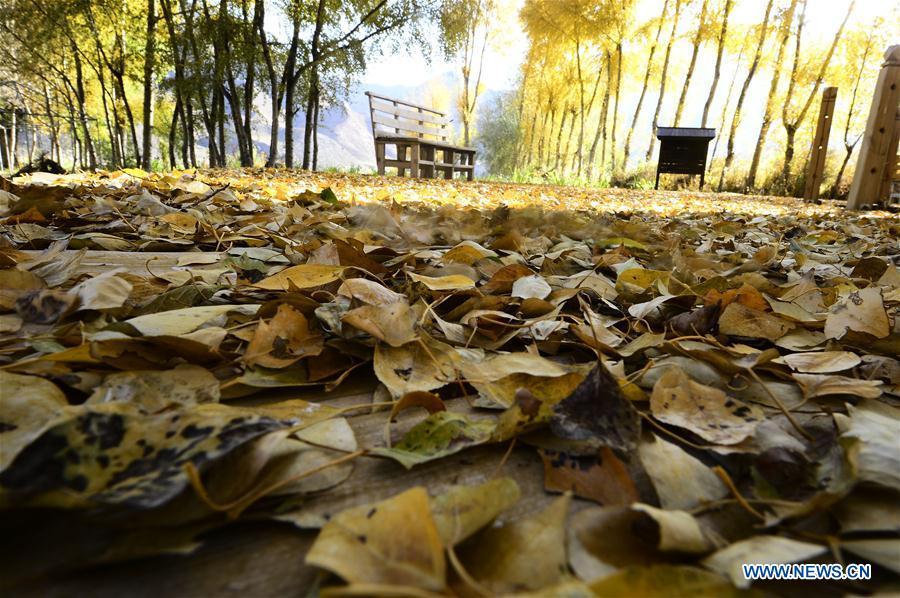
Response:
[718, 302, 793, 341]
[650, 368, 763, 445]
[342, 301, 419, 347]
[824, 286, 890, 340]
[305, 487, 446, 590]
[244, 304, 323, 368]
[460, 494, 570, 593]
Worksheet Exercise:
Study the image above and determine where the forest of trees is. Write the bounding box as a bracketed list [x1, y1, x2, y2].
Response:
[478, 0, 897, 196]
[0, 0, 475, 172]
[0, 0, 896, 198]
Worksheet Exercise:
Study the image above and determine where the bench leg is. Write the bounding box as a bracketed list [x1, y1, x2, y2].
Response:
[444, 149, 454, 179]
[654, 169, 660, 190]
[410, 143, 420, 178]
[422, 145, 434, 178]
[699, 171, 705, 190]
[398, 144, 407, 176]
[375, 142, 385, 175]
[467, 153, 474, 181]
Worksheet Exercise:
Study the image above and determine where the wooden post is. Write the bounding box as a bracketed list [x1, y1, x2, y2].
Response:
[879, 108, 900, 205]
[803, 87, 838, 200]
[847, 45, 900, 209]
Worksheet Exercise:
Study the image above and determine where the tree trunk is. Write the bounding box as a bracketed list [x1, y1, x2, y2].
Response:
[179, 0, 218, 166]
[242, 0, 258, 164]
[610, 41, 622, 173]
[553, 107, 569, 172]
[710, 37, 746, 161]
[537, 99, 551, 167]
[673, 0, 709, 126]
[745, 0, 799, 192]
[186, 102, 197, 167]
[599, 52, 612, 173]
[717, 0, 774, 191]
[141, 0, 156, 170]
[114, 73, 140, 166]
[226, 71, 251, 166]
[574, 37, 586, 176]
[577, 65, 605, 177]
[312, 89, 320, 171]
[302, 72, 317, 170]
[561, 108, 577, 175]
[830, 28, 872, 198]
[72, 42, 97, 168]
[646, 0, 683, 161]
[624, 0, 669, 169]
[41, 83, 59, 164]
[284, 19, 301, 168]
[780, 0, 853, 188]
[701, 0, 734, 127]
[585, 55, 607, 180]
[168, 95, 180, 168]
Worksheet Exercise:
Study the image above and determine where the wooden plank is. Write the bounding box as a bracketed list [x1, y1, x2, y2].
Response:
[364, 91, 445, 117]
[372, 113, 444, 137]
[433, 162, 474, 170]
[848, 45, 900, 209]
[375, 135, 475, 153]
[803, 86, 838, 200]
[370, 99, 448, 126]
[13, 524, 318, 598]
[20, 250, 226, 277]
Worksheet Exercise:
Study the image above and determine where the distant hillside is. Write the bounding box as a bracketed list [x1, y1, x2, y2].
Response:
[248, 71, 500, 171]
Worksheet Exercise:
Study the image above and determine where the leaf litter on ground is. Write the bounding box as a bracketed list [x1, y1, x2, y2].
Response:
[0, 168, 898, 594]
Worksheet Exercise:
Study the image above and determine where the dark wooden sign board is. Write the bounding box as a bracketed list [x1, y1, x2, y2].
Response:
[654, 127, 716, 190]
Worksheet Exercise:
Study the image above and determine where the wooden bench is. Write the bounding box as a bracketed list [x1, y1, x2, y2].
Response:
[365, 92, 476, 181]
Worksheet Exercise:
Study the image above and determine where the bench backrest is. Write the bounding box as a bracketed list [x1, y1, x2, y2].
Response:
[365, 92, 449, 142]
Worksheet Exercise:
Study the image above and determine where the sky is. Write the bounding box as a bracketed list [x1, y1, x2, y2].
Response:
[363, 0, 893, 91]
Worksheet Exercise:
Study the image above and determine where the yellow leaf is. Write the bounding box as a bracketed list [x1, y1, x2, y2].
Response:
[305, 487, 446, 591]
[254, 264, 346, 290]
[459, 494, 570, 593]
[408, 272, 475, 291]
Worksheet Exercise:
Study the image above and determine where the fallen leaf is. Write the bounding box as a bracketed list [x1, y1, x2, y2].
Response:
[511, 275, 552, 300]
[779, 351, 861, 373]
[253, 263, 346, 290]
[408, 272, 475, 291]
[372, 411, 495, 469]
[836, 401, 900, 491]
[337, 277, 405, 305]
[549, 363, 641, 454]
[342, 301, 419, 347]
[638, 435, 728, 510]
[86, 365, 220, 412]
[305, 487, 446, 590]
[824, 286, 890, 339]
[125, 304, 259, 337]
[588, 565, 742, 597]
[539, 447, 641, 505]
[0, 399, 337, 509]
[0, 371, 70, 471]
[650, 368, 763, 445]
[430, 477, 520, 546]
[460, 494, 570, 593]
[718, 302, 793, 341]
[244, 304, 324, 368]
[793, 373, 883, 399]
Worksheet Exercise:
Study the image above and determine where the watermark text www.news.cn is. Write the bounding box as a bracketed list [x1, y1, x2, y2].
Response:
[742, 563, 872, 582]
